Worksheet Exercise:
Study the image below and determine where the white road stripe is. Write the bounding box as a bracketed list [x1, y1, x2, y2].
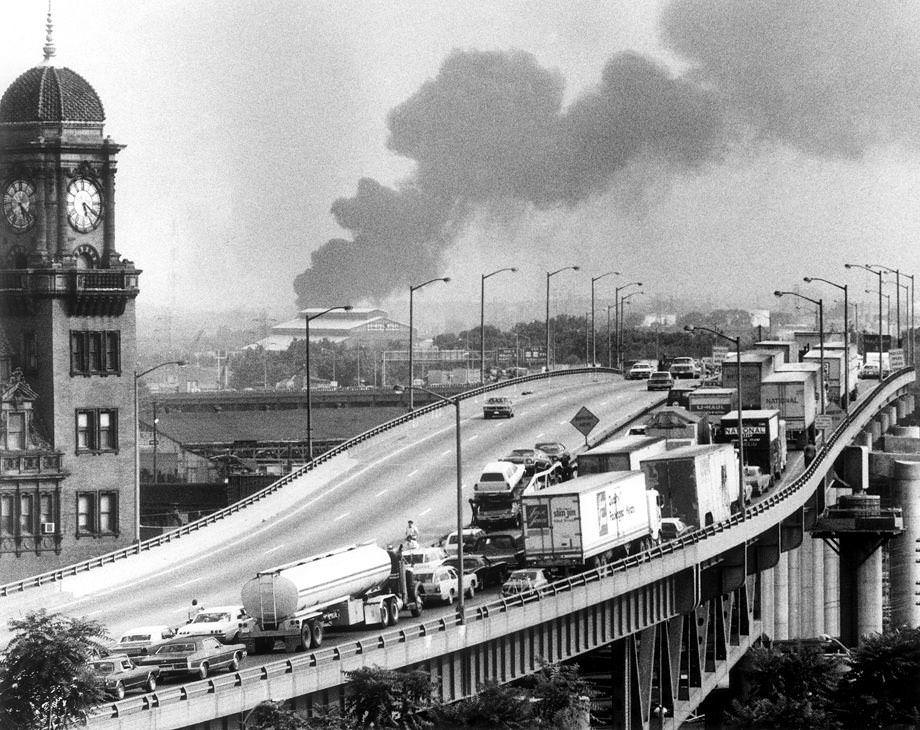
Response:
[441, 448, 451, 456]
[467, 434, 479, 441]
[263, 544, 285, 555]
[419, 507, 432, 516]
[375, 488, 389, 497]
[535, 432, 545, 438]
[334, 512, 350, 522]
[407, 469, 419, 477]
[175, 576, 202, 588]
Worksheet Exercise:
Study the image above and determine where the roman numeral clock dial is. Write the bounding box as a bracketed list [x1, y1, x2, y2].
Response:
[66, 177, 103, 233]
[2, 179, 36, 232]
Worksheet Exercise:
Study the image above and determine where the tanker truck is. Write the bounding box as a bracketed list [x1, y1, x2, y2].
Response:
[239, 543, 421, 654]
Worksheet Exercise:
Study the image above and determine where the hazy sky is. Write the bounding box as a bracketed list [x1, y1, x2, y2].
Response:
[2, 1, 919, 320]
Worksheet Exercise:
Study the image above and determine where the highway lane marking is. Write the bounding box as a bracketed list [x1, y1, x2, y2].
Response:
[175, 576, 203, 588]
[467, 434, 479, 441]
[441, 448, 451, 456]
[535, 432, 544, 438]
[263, 545, 285, 555]
[334, 512, 351, 522]
[539, 403, 549, 408]
[419, 507, 432, 517]
[375, 488, 389, 497]
[600, 401, 608, 406]
[558, 420, 568, 425]
[407, 468, 419, 477]
[52, 379, 642, 609]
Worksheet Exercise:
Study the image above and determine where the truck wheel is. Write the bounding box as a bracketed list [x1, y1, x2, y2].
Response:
[411, 587, 423, 617]
[310, 621, 324, 647]
[198, 663, 209, 680]
[114, 681, 125, 700]
[300, 624, 313, 650]
[387, 598, 399, 625]
[466, 582, 475, 599]
[146, 674, 157, 693]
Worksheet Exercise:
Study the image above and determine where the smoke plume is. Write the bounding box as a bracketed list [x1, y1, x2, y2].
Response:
[295, 1, 920, 307]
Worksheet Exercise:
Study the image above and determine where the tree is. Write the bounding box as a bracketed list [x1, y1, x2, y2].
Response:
[723, 644, 845, 729]
[345, 666, 433, 728]
[0, 610, 109, 729]
[835, 626, 920, 728]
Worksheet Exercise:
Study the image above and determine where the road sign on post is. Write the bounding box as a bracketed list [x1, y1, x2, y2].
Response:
[815, 414, 834, 431]
[570, 406, 600, 446]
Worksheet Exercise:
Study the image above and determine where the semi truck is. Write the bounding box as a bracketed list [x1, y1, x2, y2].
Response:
[714, 410, 786, 483]
[239, 543, 421, 654]
[576, 436, 667, 475]
[520, 471, 661, 571]
[643, 407, 710, 448]
[803, 348, 859, 405]
[760, 370, 817, 448]
[721, 350, 783, 409]
[470, 461, 560, 528]
[640, 443, 740, 527]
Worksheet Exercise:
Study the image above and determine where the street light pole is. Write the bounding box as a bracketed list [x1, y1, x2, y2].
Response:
[305, 305, 352, 460]
[480, 268, 517, 385]
[685, 325, 746, 513]
[618, 290, 644, 371]
[846, 263, 884, 379]
[545, 266, 580, 371]
[134, 359, 186, 541]
[408, 277, 450, 410]
[606, 304, 615, 368]
[591, 271, 617, 367]
[804, 276, 850, 411]
[613, 281, 642, 371]
[395, 383, 466, 624]
[775, 290, 825, 415]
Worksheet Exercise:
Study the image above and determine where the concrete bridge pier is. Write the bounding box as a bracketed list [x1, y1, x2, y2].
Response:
[869, 420, 882, 443]
[772, 552, 789, 640]
[887, 405, 899, 427]
[838, 533, 883, 645]
[889, 460, 920, 629]
[855, 430, 872, 449]
[878, 412, 891, 437]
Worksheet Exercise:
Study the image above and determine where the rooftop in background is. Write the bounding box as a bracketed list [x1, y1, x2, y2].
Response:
[247, 308, 411, 350]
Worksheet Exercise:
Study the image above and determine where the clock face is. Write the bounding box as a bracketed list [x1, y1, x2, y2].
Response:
[66, 177, 103, 233]
[2, 179, 36, 232]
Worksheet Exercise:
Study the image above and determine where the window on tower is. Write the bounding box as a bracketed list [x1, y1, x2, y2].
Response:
[76, 491, 118, 536]
[75, 408, 118, 453]
[70, 331, 120, 376]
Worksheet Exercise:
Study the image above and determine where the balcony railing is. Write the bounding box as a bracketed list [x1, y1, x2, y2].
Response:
[0, 452, 63, 477]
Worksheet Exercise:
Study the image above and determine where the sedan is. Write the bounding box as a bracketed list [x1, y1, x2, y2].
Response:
[175, 605, 252, 643]
[502, 448, 552, 475]
[136, 636, 245, 680]
[647, 372, 674, 391]
[443, 554, 511, 589]
[501, 568, 549, 598]
[412, 565, 477, 603]
[627, 363, 654, 380]
[534, 441, 569, 462]
[659, 518, 694, 542]
[89, 654, 159, 699]
[113, 625, 176, 657]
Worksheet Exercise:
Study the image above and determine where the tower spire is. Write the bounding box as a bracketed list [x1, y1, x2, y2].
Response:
[42, 0, 56, 64]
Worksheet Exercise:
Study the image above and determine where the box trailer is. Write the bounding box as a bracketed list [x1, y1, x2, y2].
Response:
[760, 371, 817, 448]
[640, 443, 740, 527]
[803, 348, 859, 405]
[721, 350, 783, 409]
[755, 340, 798, 364]
[577, 436, 667, 475]
[521, 471, 661, 570]
[714, 409, 785, 482]
[687, 387, 737, 417]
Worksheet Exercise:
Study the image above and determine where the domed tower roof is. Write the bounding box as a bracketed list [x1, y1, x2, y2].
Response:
[0, 65, 105, 124]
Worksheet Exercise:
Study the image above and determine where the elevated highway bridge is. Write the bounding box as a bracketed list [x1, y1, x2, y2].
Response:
[1, 368, 916, 729]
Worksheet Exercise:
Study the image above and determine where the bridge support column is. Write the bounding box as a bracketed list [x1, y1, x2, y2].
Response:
[823, 537, 839, 636]
[889, 460, 920, 628]
[887, 404, 899, 427]
[855, 430, 872, 448]
[878, 411, 891, 436]
[870, 420, 882, 443]
[787, 547, 801, 638]
[759, 567, 775, 639]
[773, 552, 789, 640]
[898, 396, 910, 421]
[839, 535, 883, 646]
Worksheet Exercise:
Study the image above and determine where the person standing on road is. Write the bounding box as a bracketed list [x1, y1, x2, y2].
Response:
[405, 519, 419, 548]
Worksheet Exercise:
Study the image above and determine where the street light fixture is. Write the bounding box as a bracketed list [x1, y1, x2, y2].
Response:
[545, 266, 580, 371]
[845, 263, 884, 379]
[614, 281, 642, 371]
[481, 268, 517, 385]
[134, 359, 187, 541]
[684, 325, 746, 513]
[409, 277, 450, 410]
[870, 264, 902, 348]
[591, 271, 619, 367]
[804, 276, 851, 412]
[903, 273, 916, 367]
[775, 290, 825, 416]
[867, 290, 891, 339]
[393, 383, 466, 624]
[305, 305, 353, 460]
[618, 289, 645, 371]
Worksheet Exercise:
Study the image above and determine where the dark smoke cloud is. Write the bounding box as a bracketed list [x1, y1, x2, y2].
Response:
[660, 0, 920, 158]
[294, 49, 721, 306]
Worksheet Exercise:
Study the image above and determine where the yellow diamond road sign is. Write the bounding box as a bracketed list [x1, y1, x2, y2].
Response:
[570, 406, 600, 437]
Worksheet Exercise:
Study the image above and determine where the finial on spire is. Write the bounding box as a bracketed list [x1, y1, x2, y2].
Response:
[42, 0, 56, 64]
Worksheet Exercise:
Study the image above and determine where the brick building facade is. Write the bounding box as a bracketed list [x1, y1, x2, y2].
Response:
[0, 20, 140, 580]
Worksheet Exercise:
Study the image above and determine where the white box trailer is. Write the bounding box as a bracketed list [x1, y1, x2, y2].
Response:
[687, 387, 737, 417]
[755, 340, 798, 364]
[761, 370, 817, 448]
[640, 444, 739, 528]
[803, 348, 859, 404]
[577, 436, 667, 475]
[521, 471, 661, 569]
[722, 350, 783, 409]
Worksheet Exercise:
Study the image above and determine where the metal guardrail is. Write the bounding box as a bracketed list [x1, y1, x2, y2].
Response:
[82, 367, 915, 725]
[0, 368, 620, 598]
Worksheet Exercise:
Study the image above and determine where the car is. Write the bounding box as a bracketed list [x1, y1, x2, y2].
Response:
[627, 362, 655, 380]
[89, 653, 159, 699]
[475, 461, 526, 492]
[501, 568, 549, 598]
[412, 564, 477, 603]
[533, 441, 569, 463]
[501, 448, 552, 475]
[443, 554, 511, 589]
[441, 527, 486, 555]
[647, 372, 674, 391]
[470, 532, 525, 566]
[136, 636, 246, 680]
[402, 545, 449, 567]
[859, 364, 880, 379]
[669, 357, 701, 379]
[175, 605, 252, 643]
[483, 396, 514, 419]
[113, 625, 177, 657]
[659, 517, 694, 542]
[743, 465, 772, 496]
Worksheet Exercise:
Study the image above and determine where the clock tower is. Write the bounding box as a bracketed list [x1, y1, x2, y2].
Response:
[0, 10, 140, 579]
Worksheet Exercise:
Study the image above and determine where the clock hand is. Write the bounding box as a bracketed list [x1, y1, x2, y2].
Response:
[82, 202, 98, 221]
